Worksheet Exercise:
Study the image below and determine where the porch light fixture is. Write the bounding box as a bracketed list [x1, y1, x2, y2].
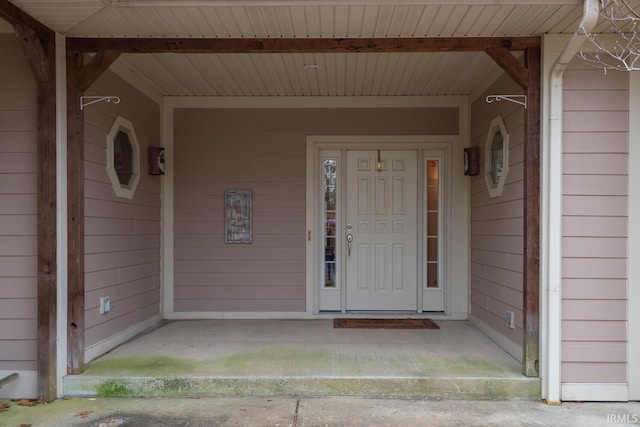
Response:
[463, 147, 480, 176]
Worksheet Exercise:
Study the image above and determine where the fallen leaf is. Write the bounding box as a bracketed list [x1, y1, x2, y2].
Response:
[0, 403, 10, 412]
[20, 424, 32, 427]
[16, 400, 36, 407]
[76, 410, 92, 418]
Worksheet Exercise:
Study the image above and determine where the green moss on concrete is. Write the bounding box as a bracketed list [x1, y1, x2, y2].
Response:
[72, 348, 539, 400]
[86, 356, 197, 376]
[83, 351, 521, 380]
[96, 379, 135, 397]
[411, 356, 518, 377]
[0, 398, 101, 426]
[72, 376, 539, 400]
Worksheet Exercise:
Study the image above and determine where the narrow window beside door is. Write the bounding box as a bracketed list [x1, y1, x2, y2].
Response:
[323, 159, 337, 288]
[426, 160, 439, 289]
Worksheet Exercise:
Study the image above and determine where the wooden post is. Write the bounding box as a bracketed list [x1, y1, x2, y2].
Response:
[485, 42, 541, 377]
[66, 48, 85, 374]
[65, 48, 121, 374]
[35, 37, 57, 401]
[4, 3, 58, 401]
[523, 46, 541, 377]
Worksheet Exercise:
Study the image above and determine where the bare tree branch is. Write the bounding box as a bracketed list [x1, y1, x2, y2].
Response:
[578, 0, 640, 71]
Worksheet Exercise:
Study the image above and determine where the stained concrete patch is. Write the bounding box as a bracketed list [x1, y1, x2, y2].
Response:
[0, 397, 296, 427]
[296, 398, 640, 427]
[88, 413, 228, 427]
[1, 397, 638, 427]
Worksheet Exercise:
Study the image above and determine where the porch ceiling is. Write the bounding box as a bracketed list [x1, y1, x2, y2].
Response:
[4, 0, 630, 98]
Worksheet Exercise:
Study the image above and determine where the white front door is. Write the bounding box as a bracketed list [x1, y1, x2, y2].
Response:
[345, 150, 418, 311]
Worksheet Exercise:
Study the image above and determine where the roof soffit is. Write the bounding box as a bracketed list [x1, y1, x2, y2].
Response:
[10, 0, 585, 37]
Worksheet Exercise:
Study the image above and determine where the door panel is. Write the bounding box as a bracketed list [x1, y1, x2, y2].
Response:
[346, 150, 418, 311]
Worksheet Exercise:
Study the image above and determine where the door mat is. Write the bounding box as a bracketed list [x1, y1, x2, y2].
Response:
[333, 318, 439, 329]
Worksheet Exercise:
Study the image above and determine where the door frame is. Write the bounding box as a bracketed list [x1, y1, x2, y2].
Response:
[306, 135, 469, 318]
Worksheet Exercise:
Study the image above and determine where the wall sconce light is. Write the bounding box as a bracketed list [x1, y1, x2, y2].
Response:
[148, 146, 165, 175]
[464, 147, 480, 176]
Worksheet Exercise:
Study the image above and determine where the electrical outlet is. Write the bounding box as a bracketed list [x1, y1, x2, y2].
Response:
[99, 297, 111, 314]
[506, 311, 515, 329]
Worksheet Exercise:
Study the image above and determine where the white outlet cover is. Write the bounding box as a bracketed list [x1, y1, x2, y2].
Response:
[100, 297, 111, 314]
[506, 311, 515, 329]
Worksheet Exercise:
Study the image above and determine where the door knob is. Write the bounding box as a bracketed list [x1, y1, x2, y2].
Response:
[346, 233, 353, 259]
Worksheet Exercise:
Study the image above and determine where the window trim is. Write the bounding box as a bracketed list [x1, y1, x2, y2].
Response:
[484, 115, 510, 198]
[106, 115, 141, 199]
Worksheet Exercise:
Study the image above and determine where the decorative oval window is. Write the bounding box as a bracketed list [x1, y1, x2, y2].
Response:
[107, 116, 140, 199]
[484, 115, 509, 198]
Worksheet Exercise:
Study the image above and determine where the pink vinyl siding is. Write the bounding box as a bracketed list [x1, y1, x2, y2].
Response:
[173, 107, 458, 312]
[0, 35, 37, 371]
[561, 61, 628, 384]
[83, 70, 161, 349]
[469, 74, 525, 349]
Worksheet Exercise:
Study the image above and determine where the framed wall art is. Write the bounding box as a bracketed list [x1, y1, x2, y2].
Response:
[224, 189, 252, 243]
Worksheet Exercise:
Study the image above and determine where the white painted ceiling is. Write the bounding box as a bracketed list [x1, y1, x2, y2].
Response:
[4, 1, 630, 99]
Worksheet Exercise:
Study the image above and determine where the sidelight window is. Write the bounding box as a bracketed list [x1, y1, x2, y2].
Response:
[323, 159, 338, 288]
[426, 159, 440, 289]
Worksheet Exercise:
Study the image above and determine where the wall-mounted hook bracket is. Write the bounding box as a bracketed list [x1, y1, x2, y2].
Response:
[485, 95, 527, 109]
[80, 96, 121, 110]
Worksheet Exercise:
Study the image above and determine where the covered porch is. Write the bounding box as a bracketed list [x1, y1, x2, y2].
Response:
[0, 0, 549, 402]
[64, 319, 539, 400]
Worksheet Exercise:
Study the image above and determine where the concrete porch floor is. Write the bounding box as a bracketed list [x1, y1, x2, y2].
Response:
[64, 319, 540, 400]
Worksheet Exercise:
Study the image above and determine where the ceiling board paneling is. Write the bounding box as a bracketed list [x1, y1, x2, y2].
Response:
[113, 50, 506, 97]
[8, 0, 105, 32]
[10, 1, 596, 99]
[207, 54, 244, 95]
[544, 7, 584, 34]
[10, 1, 596, 38]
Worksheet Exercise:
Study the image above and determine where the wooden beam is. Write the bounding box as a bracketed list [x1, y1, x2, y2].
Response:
[78, 50, 121, 91]
[485, 47, 529, 90]
[67, 48, 85, 375]
[0, 0, 53, 41]
[36, 37, 57, 401]
[523, 46, 541, 377]
[13, 23, 50, 83]
[66, 36, 540, 54]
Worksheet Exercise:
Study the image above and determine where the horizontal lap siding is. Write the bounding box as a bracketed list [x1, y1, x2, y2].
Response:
[470, 74, 525, 348]
[173, 107, 458, 312]
[84, 71, 161, 349]
[561, 61, 628, 384]
[0, 35, 37, 371]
